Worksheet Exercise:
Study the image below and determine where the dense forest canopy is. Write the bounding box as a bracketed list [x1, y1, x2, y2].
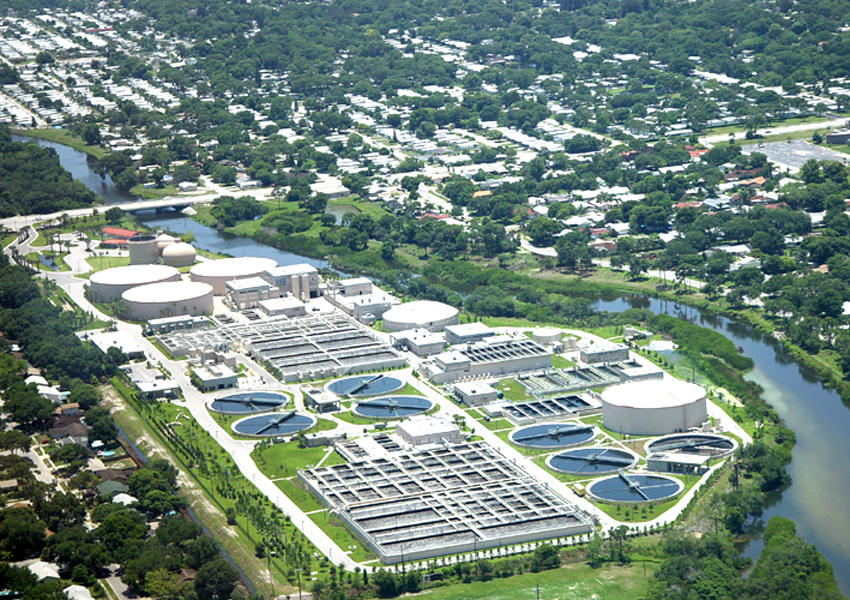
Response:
[0, 127, 97, 217]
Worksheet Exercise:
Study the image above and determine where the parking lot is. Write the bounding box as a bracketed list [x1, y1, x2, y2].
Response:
[744, 139, 849, 172]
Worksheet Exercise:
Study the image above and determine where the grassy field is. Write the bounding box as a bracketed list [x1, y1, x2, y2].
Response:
[418, 562, 655, 600]
[479, 418, 513, 432]
[309, 511, 376, 563]
[274, 478, 324, 512]
[552, 355, 576, 369]
[86, 255, 130, 271]
[129, 184, 179, 199]
[16, 128, 106, 159]
[495, 378, 533, 402]
[252, 439, 345, 479]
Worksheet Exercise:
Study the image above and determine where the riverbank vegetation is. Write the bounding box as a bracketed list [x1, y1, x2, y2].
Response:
[0, 126, 98, 217]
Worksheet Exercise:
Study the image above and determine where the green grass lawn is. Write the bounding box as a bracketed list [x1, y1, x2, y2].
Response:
[16, 128, 106, 159]
[418, 562, 655, 600]
[309, 512, 376, 563]
[495, 378, 533, 402]
[129, 184, 179, 199]
[552, 355, 576, 369]
[86, 255, 130, 271]
[252, 440, 345, 479]
[274, 478, 325, 512]
[479, 418, 513, 432]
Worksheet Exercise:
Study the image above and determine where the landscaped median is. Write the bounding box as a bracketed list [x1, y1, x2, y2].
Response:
[106, 376, 327, 596]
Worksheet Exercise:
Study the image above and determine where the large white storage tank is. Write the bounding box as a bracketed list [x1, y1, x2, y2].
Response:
[162, 242, 197, 267]
[88, 264, 181, 302]
[382, 300, 459, 332]
[128, 234, 159, 265]
[122, 281, 214, 321]
[189, 257, 277, 295]
[601, 379, 707, 436]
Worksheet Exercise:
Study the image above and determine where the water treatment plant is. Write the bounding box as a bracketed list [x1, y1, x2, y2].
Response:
[209, 391, 289, 415]
[587, 473, 684, 503]
[546, 447, 637, 475]
[73, 249, 749, 570]
[352, 395, 433, 419]
[231, 411, 316, 437]
[508, 423, 596, 449]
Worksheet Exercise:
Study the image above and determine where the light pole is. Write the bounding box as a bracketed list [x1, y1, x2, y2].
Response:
[295, 568, 303, 600]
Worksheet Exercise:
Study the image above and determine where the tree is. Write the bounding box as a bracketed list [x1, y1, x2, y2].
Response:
[186, 536, 220, 570]
[0, 430, 31, 454]
[145, 569, 182, 600]
[81, 124, 101, 146]
[525, 217, 562, 247]
[68, 383, 99, 410]
[372, 569, 399, 598]
[0, 507, 47, 559]
[104, 207, 125, 225]
[194, 559, 238, 600]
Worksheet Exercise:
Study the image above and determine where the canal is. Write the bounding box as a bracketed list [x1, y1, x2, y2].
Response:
[36, 135, 850, 594]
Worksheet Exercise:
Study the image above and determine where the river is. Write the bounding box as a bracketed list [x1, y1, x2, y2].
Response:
[39, 137, 850, 594]
[13, 135, 140, 204]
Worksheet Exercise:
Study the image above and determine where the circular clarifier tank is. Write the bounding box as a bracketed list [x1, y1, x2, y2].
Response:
[210, 391, 289, 415]
[352, 396, 433, 419]
[327, 374, 404, 397]
[509, 423, 596, 449]
[231, 411, 315, 437]
[546, 447, 637, 475]
[645, 433, 736, 459]
[587, 473, 683, 503]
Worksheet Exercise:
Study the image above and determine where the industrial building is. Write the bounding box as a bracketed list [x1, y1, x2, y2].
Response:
[122, 281, 214, 321]
[87, 331, 145, 360]
[326, 278, 399, 323]
[223, 277, 279, 311]
[382, 300, 459, 332]
[501, 394, 601, 425]
[257, 297, 307, 318]
[444, 322, 495, 345]
[395, 416, 462, 446]
[452, 381, 499, 407]
[158, 313, 406, 382]
[515, 361, 662, 397]
[601, 379, 707, 436]
[146, 315, 210, 335]
[580, 339, 630, 364]
[302, 386, 342, 413]
[191, 364, 238, 392]
[190, 257, 278, 295]
[88, 264, 181, 302]
[422, 336, 552, 384]
[262, 264, 320, 301]
[389, 329, 446, 357]
[298, 442, 593, 564]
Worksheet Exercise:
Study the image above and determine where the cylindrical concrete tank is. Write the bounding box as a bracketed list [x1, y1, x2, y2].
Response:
[128, 234, 159, 265]
[122, 281, 214, 321]
[601, 379, 707, 436]
[88, 264, 181, 302]
[190, 257, 277, 295]
[162, 242, 197, 267]
[533, 329, 562, 345]
[156, 232, 177, 251]
[382, 300, 459, 332]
